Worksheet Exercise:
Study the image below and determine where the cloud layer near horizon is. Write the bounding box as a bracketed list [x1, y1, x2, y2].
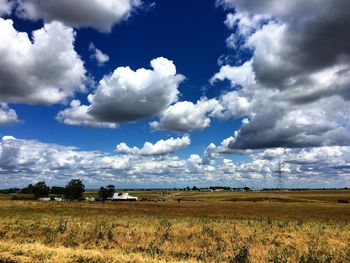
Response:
[1, 136, 349, 189]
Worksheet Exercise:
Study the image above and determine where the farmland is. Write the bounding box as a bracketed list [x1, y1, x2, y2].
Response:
[0, 190, 350, 262]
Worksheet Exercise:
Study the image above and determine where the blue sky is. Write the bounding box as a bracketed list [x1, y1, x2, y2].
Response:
[0, 0, 349, 189]
[1, 0, 234, 153]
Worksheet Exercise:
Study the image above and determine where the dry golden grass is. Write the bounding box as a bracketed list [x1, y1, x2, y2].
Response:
[171, 190, 350, 203]
[0, 190, 350, 262]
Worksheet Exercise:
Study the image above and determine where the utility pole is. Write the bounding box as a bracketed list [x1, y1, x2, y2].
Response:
[276, 160, 284, 190]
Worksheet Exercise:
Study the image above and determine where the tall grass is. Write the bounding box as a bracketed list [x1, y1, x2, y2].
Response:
[0, 200, 349, 262]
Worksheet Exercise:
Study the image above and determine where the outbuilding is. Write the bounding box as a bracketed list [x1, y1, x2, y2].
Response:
[112, 192, 138, 201]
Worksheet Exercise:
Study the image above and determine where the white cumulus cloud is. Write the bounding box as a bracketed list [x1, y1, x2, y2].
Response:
[0, 19, 86, 105]
[57, 57, 185, 127]
[116, 135, 191, 156]
[89, 43, 110, 66]
[212, 1, 350, 149]
[150, 98, 222, 132]
[16, 0, 142, 32]
[0, 104, 19, 126]
[56, 100, 117, 129]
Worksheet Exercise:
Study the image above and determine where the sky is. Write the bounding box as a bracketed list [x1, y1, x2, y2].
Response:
[0, 0, 349, 189]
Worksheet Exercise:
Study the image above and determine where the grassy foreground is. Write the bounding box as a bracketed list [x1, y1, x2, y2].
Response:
[0, 191, 350, 262]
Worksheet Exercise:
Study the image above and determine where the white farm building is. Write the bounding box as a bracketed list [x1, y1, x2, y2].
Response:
[112, 192, 138, 201]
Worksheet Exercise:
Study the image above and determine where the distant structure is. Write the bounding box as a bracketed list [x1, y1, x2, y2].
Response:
[112, 192, 138, 201]
[275, 160, 284, 190]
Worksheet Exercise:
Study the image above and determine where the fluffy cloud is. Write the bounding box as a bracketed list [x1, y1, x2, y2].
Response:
[0, 0, 14, 16]
[0, 19, 86, 105]
[149, 60, 255, 133]
[212, 0, 350, 149]
[57, 57, 184, 127]
[223, 11, 268, 49]
[211, 59, 255, 88]
[16, 0, 142, 32]
[0, 104, 19, 126]
[116, 135, 190, 156]
[217, 0, 350, 92]
[56, 100, 117, 128]
[89, 43, 110, 66]
[150, 98, 222, 132]
[1, 136, 349, 189]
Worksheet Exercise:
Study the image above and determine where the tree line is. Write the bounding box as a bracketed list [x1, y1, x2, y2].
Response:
[1, 179, 116, 201]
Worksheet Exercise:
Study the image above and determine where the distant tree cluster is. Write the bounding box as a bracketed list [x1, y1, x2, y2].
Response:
[32, 181, 50, 198]
[20, 184, 34, 194]
[1, 179, 86, 200]
[0, 188, 20, 194]
[1, 180, 119, 202]
[50, 186, 65, 195]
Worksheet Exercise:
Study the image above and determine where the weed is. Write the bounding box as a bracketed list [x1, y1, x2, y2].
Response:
[230, 246, 250, 263]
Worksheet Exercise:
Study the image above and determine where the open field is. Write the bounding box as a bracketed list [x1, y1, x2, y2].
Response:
[0, 190, 350, 262]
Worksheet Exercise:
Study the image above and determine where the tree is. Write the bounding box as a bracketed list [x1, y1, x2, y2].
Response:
[64, 179, 85, 200]
[21, 184, 34, 194]
[50, 186, 65, 195]
[98, 185, 115, 201]
[32, 182, 50, 198]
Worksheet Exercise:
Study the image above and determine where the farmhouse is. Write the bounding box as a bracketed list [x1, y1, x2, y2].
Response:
[112, 192, 138, 201]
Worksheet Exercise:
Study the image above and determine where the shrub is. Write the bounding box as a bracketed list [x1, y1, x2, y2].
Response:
[337, 199, 349, 203]
[299, 251, 322, 263]
[230, 246, 250, 263]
